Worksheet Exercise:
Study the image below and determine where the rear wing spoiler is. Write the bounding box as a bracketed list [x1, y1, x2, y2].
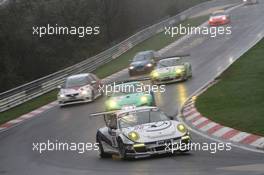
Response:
[90, 110, 119, 118]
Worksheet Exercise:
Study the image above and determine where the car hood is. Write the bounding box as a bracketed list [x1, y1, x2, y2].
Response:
[60, 85, 91, 95]
[131, 60, 150, 67]
[156, 65, 184, 74]
[211, 15, 226, 20]
[110, 93, 146, 102]
[122, 120, 184, 143]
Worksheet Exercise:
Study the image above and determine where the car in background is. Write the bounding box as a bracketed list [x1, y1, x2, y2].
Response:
[128, 50, 158, 76]
[243, 0, 258, 5]
[150, 57, 192, 84]
[93, 106, 192, 159]
[209, 10, 230, 26]
[105, 81, 155, 111]
[57, 73, 102, 106]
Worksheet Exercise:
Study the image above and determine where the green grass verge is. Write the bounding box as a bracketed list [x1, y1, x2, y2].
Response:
[0, 90, 58, 124]
[0, 15, 208, 125]
[196, 38, 264, 136]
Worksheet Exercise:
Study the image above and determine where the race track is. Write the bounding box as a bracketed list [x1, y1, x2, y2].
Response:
[0, 2, 264, 175]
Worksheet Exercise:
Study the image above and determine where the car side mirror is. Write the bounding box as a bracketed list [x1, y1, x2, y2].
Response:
[57, 85, 62, 89]
[91, 80, 97, 85]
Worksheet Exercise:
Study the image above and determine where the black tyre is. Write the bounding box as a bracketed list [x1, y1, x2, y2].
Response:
[118, 139, 128, 160]
[188, 66, 192, 78]
[183, 75, 188, 81]
[96, 135, 109, 158]
[91, 90, 95, 101]
[150, 91, 156, 106]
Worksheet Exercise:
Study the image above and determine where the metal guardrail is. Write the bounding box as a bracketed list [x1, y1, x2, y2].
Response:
[0, 0, 241, 112]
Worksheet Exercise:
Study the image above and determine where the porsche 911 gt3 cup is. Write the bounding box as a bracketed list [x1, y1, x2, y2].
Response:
[57, 73, 102, 106]
[150, 57, 192, 84]
[105, 81, 155, 111]
[92, 106, 191, 159]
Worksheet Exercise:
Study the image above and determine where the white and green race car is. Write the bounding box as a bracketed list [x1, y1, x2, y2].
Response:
[92, 106, 191, 160]
[150, 57, 192, 84]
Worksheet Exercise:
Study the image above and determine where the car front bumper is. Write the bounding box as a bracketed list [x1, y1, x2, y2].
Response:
[151, 75, 186, 84]
[125, 136, 192, 158]
[58, 94, 92, 106]
[209, 19, 230, 26]
[129, 66, 154, 75]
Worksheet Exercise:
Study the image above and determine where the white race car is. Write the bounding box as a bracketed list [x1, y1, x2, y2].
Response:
[57, 73, 102, 106]
[92, 106, 191, 159]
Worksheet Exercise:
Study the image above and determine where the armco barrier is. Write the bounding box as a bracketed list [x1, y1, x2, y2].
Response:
[0, 0, 241, 112]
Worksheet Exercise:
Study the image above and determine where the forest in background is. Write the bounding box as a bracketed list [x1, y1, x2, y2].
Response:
[0, 0, 207, 92]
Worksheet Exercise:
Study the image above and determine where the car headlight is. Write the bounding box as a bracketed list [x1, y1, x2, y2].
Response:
[177, 124, 187, 133]
[151, 71, 159, 78]
[106, 100, 117, 109]
[176, 69, 183, 74]
[80, 88, 91, 96]
[181, 135, 190, 140]
[59, 94, 65, 98]
[129, 66, 134, 70]
[128, 131, 140, 141]
[140, 96, 148, 103]
[146, 63, 153, 67]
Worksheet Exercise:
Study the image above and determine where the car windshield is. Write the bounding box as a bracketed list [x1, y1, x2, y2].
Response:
[111, 82, 143, 96]
[133, 52, 152, 62]
[157, 58, 181, 68]
[118, 110, 169, 128]
[65, 76, 89, 88]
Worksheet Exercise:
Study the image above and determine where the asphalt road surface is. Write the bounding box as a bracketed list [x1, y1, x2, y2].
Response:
[0, 2, 264, 175]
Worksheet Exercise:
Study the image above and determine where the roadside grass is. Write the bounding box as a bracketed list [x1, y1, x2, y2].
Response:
[196, 38, 264, 136]
[0, 15, 208, 125]
[0, 90, 58, 124]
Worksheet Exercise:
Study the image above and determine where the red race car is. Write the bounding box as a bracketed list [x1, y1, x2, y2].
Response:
[209, 10, 230, 26]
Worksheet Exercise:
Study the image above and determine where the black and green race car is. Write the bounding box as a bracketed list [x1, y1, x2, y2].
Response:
[105, 81, 155, 111]
[150, 57, 192, 84]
